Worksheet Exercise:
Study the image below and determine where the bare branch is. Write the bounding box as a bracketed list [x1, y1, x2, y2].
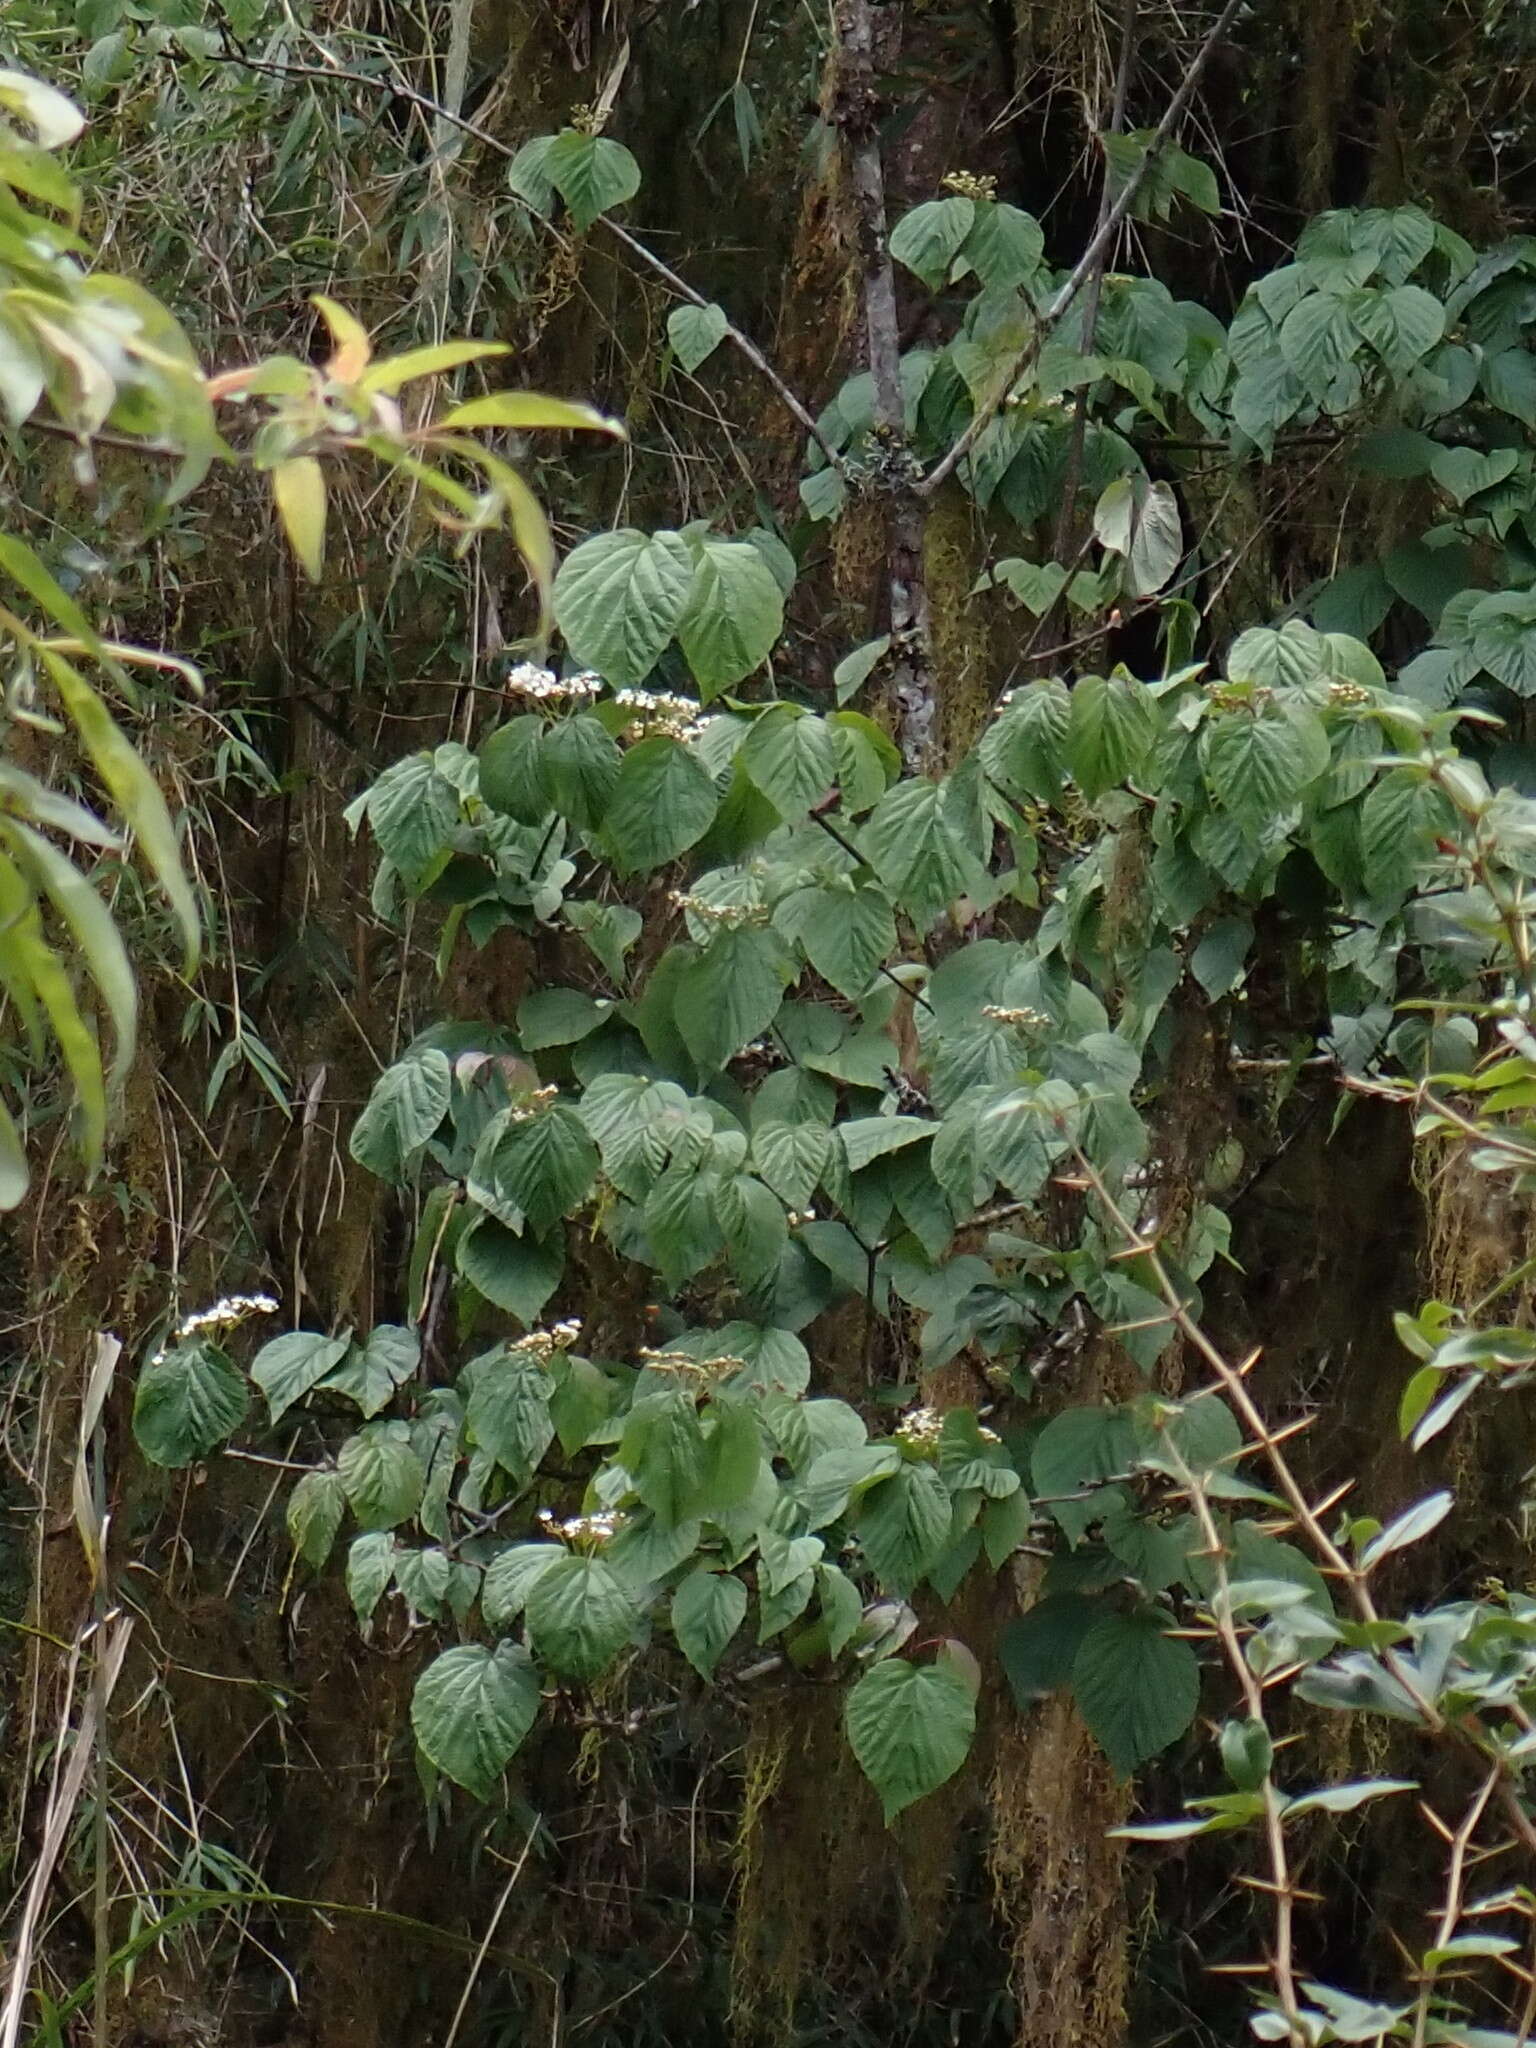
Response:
[202, 37, 846, 475]
[919, 0, 1247, 501]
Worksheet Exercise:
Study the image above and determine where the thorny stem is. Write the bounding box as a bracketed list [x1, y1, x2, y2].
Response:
[1061, 1145, 1536, 2040]
[1069, 1139, 1536, 1867]
[1411, 1764, 1501, 2048]
[1166, 1431, 1306, 2044]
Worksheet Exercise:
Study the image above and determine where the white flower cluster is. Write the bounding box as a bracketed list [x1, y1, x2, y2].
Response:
[503, 662, 603, 704]
[787, 1207, 816, 1227]
[511, 1319, 583, 1364]
[896, 1405, 946, 1447]
[982, 1004, 1051, 1029]
[538, 1507, 620, 1547]
[1002, 389, 1070, 413]
[150, 1292, 278, 1364]
[669, 890, 769, 929]
[613, 687, 709, 742]
[506, 1083, 560, 1125]
[895, 1404, 1002, 1451]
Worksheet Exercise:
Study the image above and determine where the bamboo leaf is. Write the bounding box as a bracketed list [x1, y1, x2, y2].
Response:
[311, 294, 372, 382]
[437, 391, 623, 435]
[272, 456, 327, 581]
[360, 340, 510, 393]
[2, 818, 136, 1086]
[40, 649, 198, 965]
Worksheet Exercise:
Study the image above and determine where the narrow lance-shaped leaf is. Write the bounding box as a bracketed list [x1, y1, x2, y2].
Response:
[0, 849, 104, 1168]
[39, 647, 199, 966]
[0, 1098, 28, 1210]
[3, 818, 136, 1082]
[359, 339, 510, 393]
[271, 456, 327, 582]
[437, 391, 624, 435]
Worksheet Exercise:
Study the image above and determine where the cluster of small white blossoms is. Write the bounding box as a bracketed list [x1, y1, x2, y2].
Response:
[613, 687, 709, 743]
[537, 1506, 621, 1548]
[895, 1404, 1002, 1452]
[1002, 388, 1071, 412]
[503, 662, 603, 705]
[669, 889, 770, 929]
[639, 1346, 744, 1386]
[505, 1083, 560, 1125]
[981, 1003, 1051, 1030]
[151, 1293, 278, 1364]
[510, 1319, 583, 1364]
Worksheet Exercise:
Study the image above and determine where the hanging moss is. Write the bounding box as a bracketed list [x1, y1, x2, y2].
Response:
[927, 483, 999, 766]
[989, 1694, 1131, 2048]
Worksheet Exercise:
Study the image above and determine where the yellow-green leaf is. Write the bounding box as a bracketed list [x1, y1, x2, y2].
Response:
[360, 341, 511, 395]
[0, 532, 109, 661]
[39, 648, 199, 966]
[473, 448, 556, 627]
[272, 456, 327, 582]
[0, 848, 104, 1170]
[0, 70, 84, 150]
[311, 295, 372, 382]
[2, 819, 136, 1085]
[436, 392, 625, 436]
[0, 1095, 27, 1209]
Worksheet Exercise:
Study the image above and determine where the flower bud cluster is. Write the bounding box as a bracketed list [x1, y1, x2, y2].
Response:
[503, 662, 602, 704]
[639, 1346, 745, 1385]
[1328, 678, 1372, 705]
[669, 890, 770, 928]
[942, 169, 997, 201]
[511, 1319, 583, 1364]
[895, 1403, 1001, 1453]
[895, 1404, 946, 1450]
[982, 1004, 1050, 1029]
[1205, 681, 1274, 713]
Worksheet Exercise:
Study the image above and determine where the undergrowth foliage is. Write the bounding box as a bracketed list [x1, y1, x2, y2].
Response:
[0, 0, 1521, 2027]
[117, 121, 1536, 2044]
[0, 68, 619, 1212]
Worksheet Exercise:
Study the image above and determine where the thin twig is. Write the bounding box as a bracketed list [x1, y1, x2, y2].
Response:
[441, 1815, 540, 2048]
[202, 38, 845, 474]
[920, 0, 1247, 499]
[1070, 1139, 1536, 1869]
[0, 1617, 134, 2048]
[835, 0, 935, 765]
[1051, 0, 1139, 563]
